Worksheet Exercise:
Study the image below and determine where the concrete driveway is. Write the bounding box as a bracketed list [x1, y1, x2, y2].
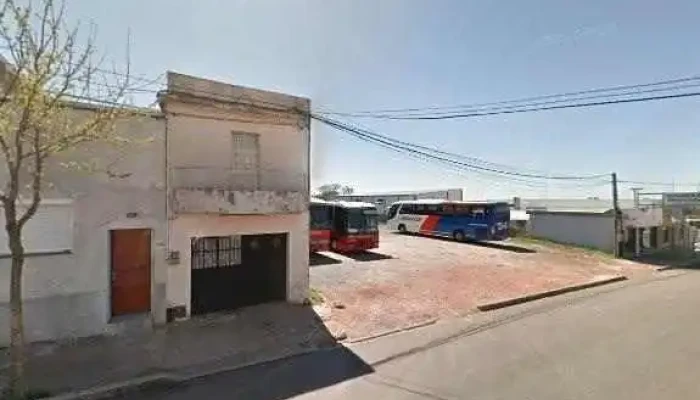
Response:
[311, 227, 654, 340]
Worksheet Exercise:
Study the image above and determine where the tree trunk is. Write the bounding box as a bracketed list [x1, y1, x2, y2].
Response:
[7, 222, 27, 398]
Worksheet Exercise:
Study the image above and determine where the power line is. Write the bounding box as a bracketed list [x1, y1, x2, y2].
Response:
[322, 91, 700, 121]
[312, 114, 609, 182]
[319, 115, 607, 180]
[0, 44, 165, 85]
[328, 83, 700, 119]
[311, 115, 699, 190]
[326, 116, 600, 178]
[320, 74, 700, 116]
[72, 77, 696, 191]
[618, 179, 700, 187]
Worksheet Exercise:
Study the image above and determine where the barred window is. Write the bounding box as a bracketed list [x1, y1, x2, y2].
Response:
[191, 236, 242, 269]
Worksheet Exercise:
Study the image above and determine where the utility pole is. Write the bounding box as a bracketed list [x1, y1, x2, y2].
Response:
[631, 187, 643, 208]
[612, 172, 622, 258]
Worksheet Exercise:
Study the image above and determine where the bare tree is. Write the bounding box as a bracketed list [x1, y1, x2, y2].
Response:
[0, 0, 139, 397]
[316, 183, 342, 200]
[316, 183, 354, 200]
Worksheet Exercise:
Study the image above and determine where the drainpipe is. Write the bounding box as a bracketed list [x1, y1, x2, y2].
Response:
[164, 111, 170, 254]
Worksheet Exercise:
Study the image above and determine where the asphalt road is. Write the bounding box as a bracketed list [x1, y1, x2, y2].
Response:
[125, 270, 700, 399]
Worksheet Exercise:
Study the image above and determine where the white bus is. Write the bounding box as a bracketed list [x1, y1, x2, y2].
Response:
[386, 199, 511, 241]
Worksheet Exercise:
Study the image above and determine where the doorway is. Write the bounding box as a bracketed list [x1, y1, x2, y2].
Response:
[110, 228, 152, 317]
[190, 233, 287, 315]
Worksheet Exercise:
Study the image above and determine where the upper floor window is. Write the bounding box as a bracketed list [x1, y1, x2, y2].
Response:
[231, 132, 260, 171]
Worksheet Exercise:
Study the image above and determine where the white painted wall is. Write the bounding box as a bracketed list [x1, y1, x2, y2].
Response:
[162, 72, 311, 318]
[164, 73, 309, 187]
[173, 188, 305, 214]
[0, 74, 312, 344]
[529, 212, 616, 253]
[0, 108, 166, 346]
[623, 208, 663, 228]
[0, 200, 73, 255]
[167, 213, 310, 316]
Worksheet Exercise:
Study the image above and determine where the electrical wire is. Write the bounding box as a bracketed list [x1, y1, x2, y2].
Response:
[327, 83, 700, 119]
[312, 114, 611, 183]
[329, 116, 602, 178]
[330, 116, 610, 180]
[618, 179, 700, 187]
[323, 91, 700, 121]
[321, 74, 700, 116]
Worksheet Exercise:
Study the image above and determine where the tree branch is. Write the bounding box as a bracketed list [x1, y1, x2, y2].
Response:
[18, 128, 41, 227]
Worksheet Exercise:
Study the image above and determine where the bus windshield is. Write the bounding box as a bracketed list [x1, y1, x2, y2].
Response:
[310, 205, 332, 229]
[347, 208, 378, 232]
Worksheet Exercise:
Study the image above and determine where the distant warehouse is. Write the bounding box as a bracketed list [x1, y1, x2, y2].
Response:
[335, 188, 463, 217]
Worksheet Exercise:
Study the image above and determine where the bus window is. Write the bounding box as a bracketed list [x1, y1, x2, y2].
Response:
[310, 205, 332, 229]
[387, 204, 400, 220]
[472, 207, 485, 219]
[400, 203, 414, 214]
[443, 204, 455, 215]
[428, 204, 443, 214]
[454, 204, 471, 216]
[414, 204, 427, 215]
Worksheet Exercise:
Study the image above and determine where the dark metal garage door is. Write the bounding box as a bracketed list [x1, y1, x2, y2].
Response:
[190, 233, 287, 315]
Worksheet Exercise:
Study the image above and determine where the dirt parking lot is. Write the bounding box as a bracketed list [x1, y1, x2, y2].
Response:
[311, 227, 655, 341]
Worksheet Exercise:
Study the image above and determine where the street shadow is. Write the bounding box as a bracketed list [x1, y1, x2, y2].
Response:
[401, 232, 536, 254]
[340, 251, 394, 262]
[628, 251, 700, 270]
[17, 303, 348, 398]
[468, 241, 537, 254]
[309, 252, 343, 267]
[135, 346, 374, 400]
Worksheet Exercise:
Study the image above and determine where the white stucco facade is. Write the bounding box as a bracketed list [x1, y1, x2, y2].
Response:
[0, 108, 167, 346]
[0, 72, 311, 345]
[161, 72, 310, 319]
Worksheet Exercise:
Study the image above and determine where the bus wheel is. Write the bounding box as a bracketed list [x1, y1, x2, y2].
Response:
[398, 224, 407, 233]
[453, 230, 465, 242]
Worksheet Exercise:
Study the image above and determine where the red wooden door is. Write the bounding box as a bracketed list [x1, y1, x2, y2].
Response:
[111, 229, 151, 317]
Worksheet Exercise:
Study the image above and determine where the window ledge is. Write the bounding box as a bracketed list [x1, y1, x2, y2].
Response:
[0, 250, 72, 259]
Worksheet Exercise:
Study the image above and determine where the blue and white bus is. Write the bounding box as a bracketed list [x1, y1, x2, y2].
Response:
[386, 199, 511, 241]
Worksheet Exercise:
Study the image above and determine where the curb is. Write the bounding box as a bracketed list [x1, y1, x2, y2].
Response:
[44, 374, 177, 400]
[656, 260, 700, 272]
[476, 275, 628, 312]
[656, 265, 675, 272]
[345, 318, 438, 344]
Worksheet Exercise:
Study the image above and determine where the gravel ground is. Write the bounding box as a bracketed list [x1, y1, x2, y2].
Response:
[311, 227, 655, 340]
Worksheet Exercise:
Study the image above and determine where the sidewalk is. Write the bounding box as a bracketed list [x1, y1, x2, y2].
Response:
[0, 303, 338, 397]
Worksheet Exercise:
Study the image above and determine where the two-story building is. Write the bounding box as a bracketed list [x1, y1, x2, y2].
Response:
[160, 73, 310, 319]
[0, 71, 311, 345]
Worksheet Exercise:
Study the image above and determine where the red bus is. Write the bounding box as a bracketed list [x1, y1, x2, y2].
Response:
[309, 198, 333, 253]
[329, 201, 379, 253]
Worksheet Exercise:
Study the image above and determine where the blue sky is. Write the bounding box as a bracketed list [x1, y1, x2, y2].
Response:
[65, 0, 700, 199]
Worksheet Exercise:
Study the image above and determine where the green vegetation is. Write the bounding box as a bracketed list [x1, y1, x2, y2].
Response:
[512, 235, 615, 258]
[307, 288, 326, 306]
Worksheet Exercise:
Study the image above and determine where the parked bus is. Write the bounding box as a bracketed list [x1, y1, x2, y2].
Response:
[386, 199, 510, 241]
[329, 201, 380, 252]
[309, 198, 333, 253]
